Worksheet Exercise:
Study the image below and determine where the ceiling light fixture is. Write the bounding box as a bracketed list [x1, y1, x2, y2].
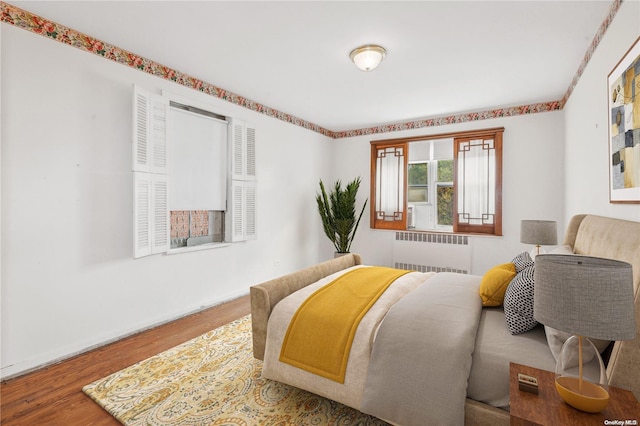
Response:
[349, 44, 386, 71]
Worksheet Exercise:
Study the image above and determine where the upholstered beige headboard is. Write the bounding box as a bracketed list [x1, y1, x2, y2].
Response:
[564, 214, 640, 399]
[250, 254, 362, 360]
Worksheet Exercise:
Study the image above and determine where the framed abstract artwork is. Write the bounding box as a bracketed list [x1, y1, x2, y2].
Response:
[608, 36, 640, 203]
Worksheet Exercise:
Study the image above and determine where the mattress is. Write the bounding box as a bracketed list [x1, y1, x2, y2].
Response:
[467, 307, 557, 409]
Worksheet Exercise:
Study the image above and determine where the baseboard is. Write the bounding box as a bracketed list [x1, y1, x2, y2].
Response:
[0, 289, 249, 380]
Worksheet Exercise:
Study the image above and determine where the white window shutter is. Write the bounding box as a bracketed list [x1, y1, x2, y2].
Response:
[227, 180, 257, 242]
[230, 119, 245, 179]
[134, 172, 169, 257]
[245, 125, 256, 179]
[229, 181, 244, 242]
[228, 119, 256, 181]
[133, 85, 168, 173]
[133, 91, 149, 172]
[226, 119, 257, 242]
[133, 85, 169, 258]
[151, 174, 170, 253]
[133, 172, 151, 258]
[244, 181, 257, 239]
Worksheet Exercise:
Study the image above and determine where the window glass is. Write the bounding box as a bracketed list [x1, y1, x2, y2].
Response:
[437, 159, 454, 227]
[437, 184, 453, 227]
[408, 163, 428, 202]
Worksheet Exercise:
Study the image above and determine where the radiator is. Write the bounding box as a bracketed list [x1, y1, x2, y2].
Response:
[393, 231, 471, 274]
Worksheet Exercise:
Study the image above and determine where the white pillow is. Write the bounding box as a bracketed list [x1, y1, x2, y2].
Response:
[548, 245, 574, 255]
[544, 326, 611, 364]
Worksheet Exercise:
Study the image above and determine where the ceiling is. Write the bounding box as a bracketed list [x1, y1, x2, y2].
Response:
[10, 1, 614, 133]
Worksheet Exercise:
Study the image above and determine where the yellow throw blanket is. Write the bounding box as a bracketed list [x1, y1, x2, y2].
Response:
[279, 266, 410, 383]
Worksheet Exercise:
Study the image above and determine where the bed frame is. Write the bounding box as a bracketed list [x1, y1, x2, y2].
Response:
[250, 214, 640, 425]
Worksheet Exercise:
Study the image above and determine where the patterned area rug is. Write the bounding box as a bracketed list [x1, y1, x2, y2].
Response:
[83, 315, 388, 425]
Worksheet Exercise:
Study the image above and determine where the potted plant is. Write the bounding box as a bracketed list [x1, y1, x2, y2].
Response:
[316, 177, 368, 255]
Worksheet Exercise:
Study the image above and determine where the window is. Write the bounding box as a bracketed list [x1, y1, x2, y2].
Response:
[132, 86, 256, 258]
[370, 127, 503, 235]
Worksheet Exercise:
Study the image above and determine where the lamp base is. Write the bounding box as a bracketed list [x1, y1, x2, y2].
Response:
[555, 376, 610, 413]
[529, 245, 546, 258]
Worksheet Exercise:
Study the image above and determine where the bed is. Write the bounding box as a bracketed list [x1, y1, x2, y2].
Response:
[250, 214, 640, 425]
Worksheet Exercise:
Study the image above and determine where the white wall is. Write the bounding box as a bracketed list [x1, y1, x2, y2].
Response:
[333, 111, 566, 275]
[564, 0, 640, 223]
[0, 25, 333, 378]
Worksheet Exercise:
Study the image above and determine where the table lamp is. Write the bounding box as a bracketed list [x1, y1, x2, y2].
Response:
[533, 254, 635, 413]
[520, 220, 557, 257]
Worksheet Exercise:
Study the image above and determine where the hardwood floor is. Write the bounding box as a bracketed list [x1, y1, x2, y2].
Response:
[1, 295, 251, 426]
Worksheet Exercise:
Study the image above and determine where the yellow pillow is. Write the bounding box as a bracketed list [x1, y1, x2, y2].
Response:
[479, 263, 517, 307]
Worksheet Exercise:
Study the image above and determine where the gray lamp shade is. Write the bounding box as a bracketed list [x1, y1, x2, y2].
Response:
[533, 254, 635, 341]
[520, 220, 558, 245]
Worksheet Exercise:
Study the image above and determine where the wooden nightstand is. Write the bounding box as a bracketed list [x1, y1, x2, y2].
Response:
[509, 363, 639, 425]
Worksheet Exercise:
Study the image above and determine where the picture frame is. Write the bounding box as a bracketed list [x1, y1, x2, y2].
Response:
[608, 36, 640, 203]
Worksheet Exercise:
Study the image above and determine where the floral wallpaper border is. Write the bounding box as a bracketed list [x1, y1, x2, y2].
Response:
[0, 1, 333, 138]
[332, 101, 562, 138]
[0, 0, 621, 139]
[560, 0, 622, 107]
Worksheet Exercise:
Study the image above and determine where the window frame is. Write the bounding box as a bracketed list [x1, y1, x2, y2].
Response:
[370, 127, 503, 235]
